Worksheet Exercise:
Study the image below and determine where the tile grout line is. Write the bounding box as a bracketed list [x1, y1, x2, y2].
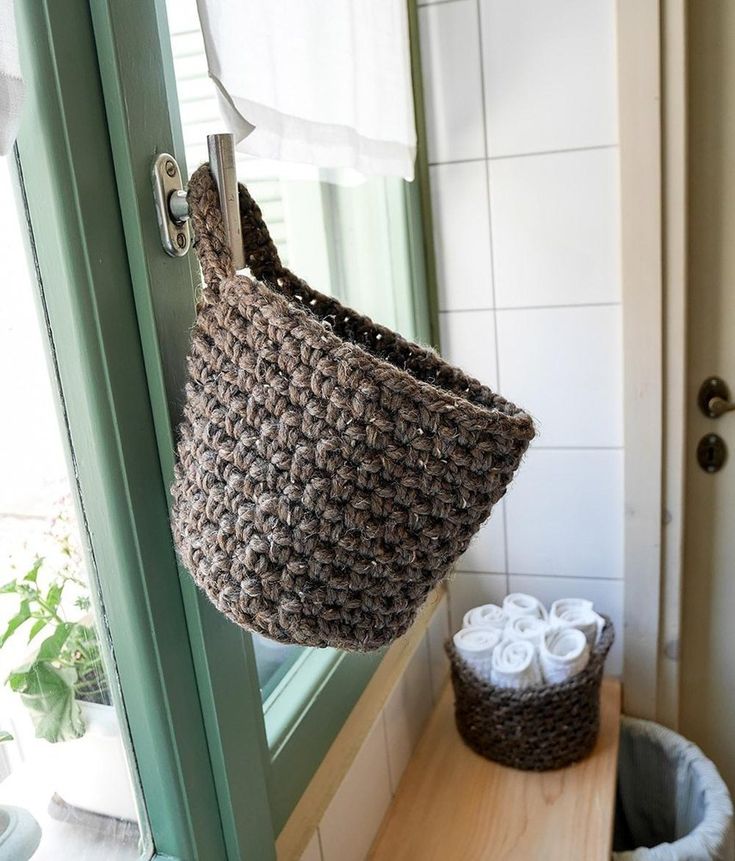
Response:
[474, 0, 509, 589]
[531, 445, 624, 451]
[438, 301, 622, 314]
[379, 708, 395, 797]
[456, 570, 624, 583]
[418, 0, 465, 7]
[428, 143, 619, 169]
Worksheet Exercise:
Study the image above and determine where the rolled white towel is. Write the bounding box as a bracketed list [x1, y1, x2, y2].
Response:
[453, 627, 502, 682]
[551, 597, 593, 616]
[540, 626, 590, 684]
[504, 614, 548, 649]
[490, 639, 542, 689]
[549, 598, 604, 646]
[462, 603, 507, 632]
[503, 592, 547, 620]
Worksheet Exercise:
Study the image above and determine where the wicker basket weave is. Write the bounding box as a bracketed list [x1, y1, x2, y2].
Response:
[170, 165, 535, 652]
[445, 617, 615, 771]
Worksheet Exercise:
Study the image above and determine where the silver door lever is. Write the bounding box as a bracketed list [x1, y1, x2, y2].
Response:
[708, 396, 735, 418]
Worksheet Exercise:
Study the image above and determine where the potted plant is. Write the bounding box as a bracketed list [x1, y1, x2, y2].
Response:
[1, 505, 136, 821]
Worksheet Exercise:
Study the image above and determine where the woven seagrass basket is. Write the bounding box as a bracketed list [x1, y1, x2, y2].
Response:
[170, 165, 535, 652]
[445, 617, 615, 771]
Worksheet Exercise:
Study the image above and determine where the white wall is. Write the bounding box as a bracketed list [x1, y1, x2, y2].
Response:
[420, 0, 624, 674]
[299, 596, 450, 861]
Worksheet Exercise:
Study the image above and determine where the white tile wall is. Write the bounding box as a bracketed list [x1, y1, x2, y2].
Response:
[438, 310, 497, 388]
[419, 0, 486, 164]
[489, 149, 621, 309]
[319, 714, 392, 861]
[504, 448, 624, 580]
[496, 305, 623, 448]
[480, 0, 618, 156]
[383, 640, 434, 792]
[425, 595, 451, 701]
[430, 160, 493, 311]
[420, 0, 624, 661]
[306, 599, 448, 861]
[456, 505, 506, 573]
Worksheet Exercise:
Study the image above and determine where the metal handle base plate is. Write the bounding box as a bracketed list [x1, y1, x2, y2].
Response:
[152, 153, 190, 258]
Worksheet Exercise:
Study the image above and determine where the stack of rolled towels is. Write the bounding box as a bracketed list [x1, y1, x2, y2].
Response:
[453, 593, 604, 689]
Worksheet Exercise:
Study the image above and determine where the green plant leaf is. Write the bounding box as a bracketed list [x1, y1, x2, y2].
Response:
[36, 622, 74, 662]
[0, 580, 17, 594]
[7, 665, 30, 691]
[45, 582, 63, 612]
[0, 731, 13, 743]
[28, 618, 47, 643]
[24, 557, 44, 583]
[9, 661, 85, 743]
[0, 600, 31, 647]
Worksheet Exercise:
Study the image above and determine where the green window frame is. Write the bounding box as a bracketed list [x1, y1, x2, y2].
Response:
[12, 0, 438, 857]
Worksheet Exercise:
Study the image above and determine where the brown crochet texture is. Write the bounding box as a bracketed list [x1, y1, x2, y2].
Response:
[171, 164, 535, 651]
[446, 617, 615, 770]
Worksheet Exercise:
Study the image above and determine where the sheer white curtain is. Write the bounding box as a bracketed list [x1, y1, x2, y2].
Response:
[195, 0, 417, 181]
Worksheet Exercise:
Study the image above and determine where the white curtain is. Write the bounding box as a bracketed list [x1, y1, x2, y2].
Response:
[196, 0, 417, 181]
[0, 0, 23, 156]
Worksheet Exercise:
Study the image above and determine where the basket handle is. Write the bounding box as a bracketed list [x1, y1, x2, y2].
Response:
[187, 163, 291, 302]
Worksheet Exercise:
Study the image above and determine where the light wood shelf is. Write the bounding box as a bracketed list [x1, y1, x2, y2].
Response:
[370, 678, 621, 861]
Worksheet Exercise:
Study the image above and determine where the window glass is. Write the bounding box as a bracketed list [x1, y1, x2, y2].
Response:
[0, 159, 151, 860]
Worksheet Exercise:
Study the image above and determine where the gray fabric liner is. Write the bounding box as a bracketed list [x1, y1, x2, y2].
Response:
[613, 716, 734, 860]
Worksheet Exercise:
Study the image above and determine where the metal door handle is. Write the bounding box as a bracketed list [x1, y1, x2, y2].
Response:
[699, 377, 735, 418]
[708, 396, 735, 417]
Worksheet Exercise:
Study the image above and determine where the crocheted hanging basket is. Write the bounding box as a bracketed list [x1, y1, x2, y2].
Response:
[445, 617, 615, 771]
[170, 164, 535, 651]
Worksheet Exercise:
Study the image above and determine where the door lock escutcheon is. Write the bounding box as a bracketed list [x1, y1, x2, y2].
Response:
[697, 433, 727, 473]
[698, 376, 735, 418]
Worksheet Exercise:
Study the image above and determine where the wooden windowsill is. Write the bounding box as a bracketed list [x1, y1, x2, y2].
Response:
[369, 678, 621, 861]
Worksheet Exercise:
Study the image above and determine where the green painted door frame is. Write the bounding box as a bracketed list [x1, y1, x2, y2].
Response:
[88, 1, 277, 858]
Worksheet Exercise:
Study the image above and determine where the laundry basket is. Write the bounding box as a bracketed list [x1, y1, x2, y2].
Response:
[613, 717, 735, 860]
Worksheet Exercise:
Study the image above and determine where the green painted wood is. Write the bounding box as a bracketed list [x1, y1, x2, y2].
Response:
[12, 2, 228, 858]
[407, 0, 441, 350]
[87, 2, 276, 859]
